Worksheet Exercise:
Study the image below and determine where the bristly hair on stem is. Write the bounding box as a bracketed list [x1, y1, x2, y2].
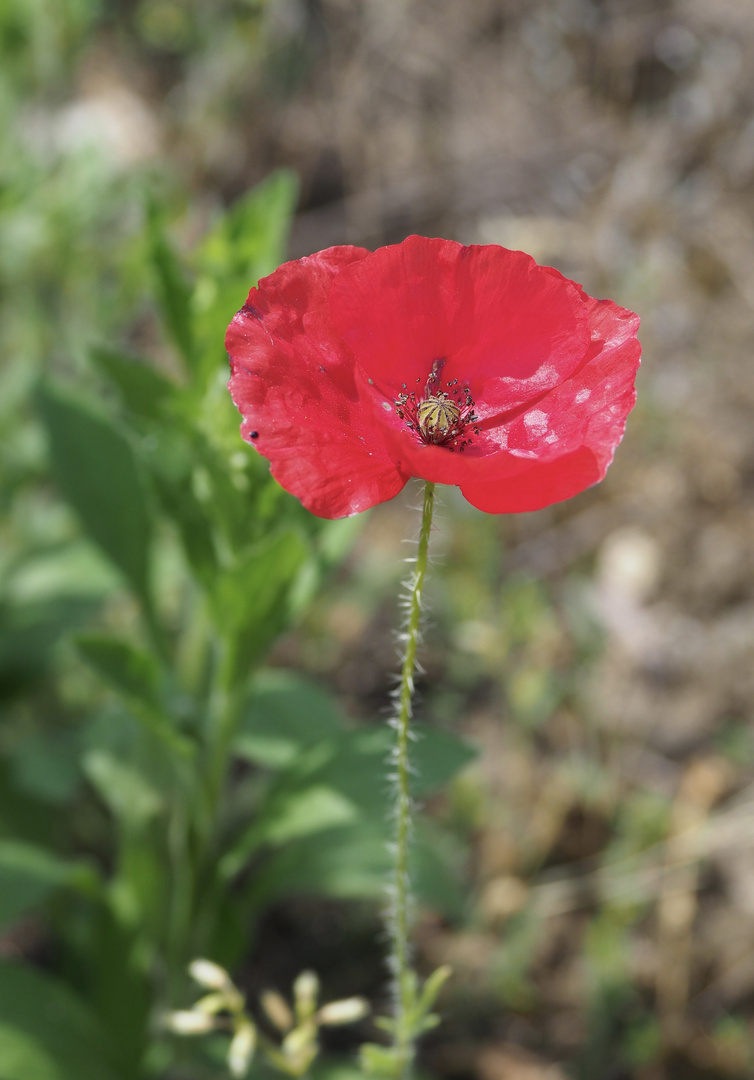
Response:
[384, 479, 436, 1078]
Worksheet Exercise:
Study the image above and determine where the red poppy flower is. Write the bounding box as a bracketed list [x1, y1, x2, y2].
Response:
[227, 236, 640, 519]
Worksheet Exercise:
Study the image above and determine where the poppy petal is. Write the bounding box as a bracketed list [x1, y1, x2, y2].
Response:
[330, 235, 591, 412]
[460, 297, 640, 512]
[227, 246, 406, 518]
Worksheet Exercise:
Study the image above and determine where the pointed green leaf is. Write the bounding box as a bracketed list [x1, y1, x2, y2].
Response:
[254, 724, 476, 821]
[148, 466, 218, 588]
[76, 635, 160, 708]
[147, 204, 195, 370]
[244, 819, 465, 917]
[234, 670, 345, 768]
[36, 381, 153, 604]
[416, 965, 453, 1019]
[212, 530, 308, 684]
[82, 749, 163, 828]
[191, 171, 299, 380]
[221, 784, 359, 879]
[75, 635, 194, 757]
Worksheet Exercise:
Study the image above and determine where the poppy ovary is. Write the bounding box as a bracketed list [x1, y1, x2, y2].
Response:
[394, 372, 480, 453]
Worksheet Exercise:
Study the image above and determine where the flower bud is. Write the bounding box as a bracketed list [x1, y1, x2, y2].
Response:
[260, 989, 294, 1032]
[293, 969, 319, 1018]
[164, 1009, 215, 1035]
[188, 959, 230, 991]
[228, 1020, 256, 1078]
[195, 992, 228, 1016]
[281, 1023, 317, 1073]
[317, 996, 370, 1026]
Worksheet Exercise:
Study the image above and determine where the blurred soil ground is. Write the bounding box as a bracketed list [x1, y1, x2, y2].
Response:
[13, 0, 754, 1077]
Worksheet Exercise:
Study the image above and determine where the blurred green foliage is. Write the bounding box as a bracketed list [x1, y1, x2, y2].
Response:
[0, 6, 475, 1077]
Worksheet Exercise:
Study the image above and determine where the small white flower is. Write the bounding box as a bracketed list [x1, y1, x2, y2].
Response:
[188, 958, 230, 991]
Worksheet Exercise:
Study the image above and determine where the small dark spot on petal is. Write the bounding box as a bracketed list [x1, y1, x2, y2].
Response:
[249, 431, 259, 439]
[241, 303, 263, 321]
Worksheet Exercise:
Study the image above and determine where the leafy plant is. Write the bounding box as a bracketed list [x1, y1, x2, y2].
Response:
[0, 173, 474, 1079]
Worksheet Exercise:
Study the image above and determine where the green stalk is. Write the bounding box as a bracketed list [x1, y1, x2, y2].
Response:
[389, 480, 435, 1077]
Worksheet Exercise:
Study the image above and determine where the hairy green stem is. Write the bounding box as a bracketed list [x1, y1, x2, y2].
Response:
[389, 480, 435, 1077]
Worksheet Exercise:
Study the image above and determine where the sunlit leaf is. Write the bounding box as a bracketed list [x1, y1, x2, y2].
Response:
[235, 669, 345, 768]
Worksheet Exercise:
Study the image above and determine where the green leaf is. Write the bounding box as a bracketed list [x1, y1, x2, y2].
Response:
[36, 381, 153, 604]
[83, 906, 151, 1079]
[250, 785, 359, 845]
[360, 1042, 403, 1077]
[148, 465, 218, 588]
[212, 530, 308, 685]
[0, 963, 120, 1080]
[76, 635, 160, 708]
[0, 595, 98, 699]
[188, 172, 298, 388]
[75, 635, 193, 757]
[147, 203, 195, 371]
[264, 724, 477, 814]
[410, 725, 479, 796]
[416, 965, 453, 1019]
[90, 346, 177, 421]
[9, 731, 82, 805]
[82, 749, 162, 829]
[6, 543, 118, 605]
[195, 169, 298, 284]
[226, 723, 476, 888]
[221, 784, 359, 878]
[192, 171, 298, 363]
[234, 670, 345, 768]
[0, 842, 99, 934]
[244, 819, 465, 918]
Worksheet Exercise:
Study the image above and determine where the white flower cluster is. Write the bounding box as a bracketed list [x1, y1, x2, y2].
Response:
[164, 958, 369, 1078]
